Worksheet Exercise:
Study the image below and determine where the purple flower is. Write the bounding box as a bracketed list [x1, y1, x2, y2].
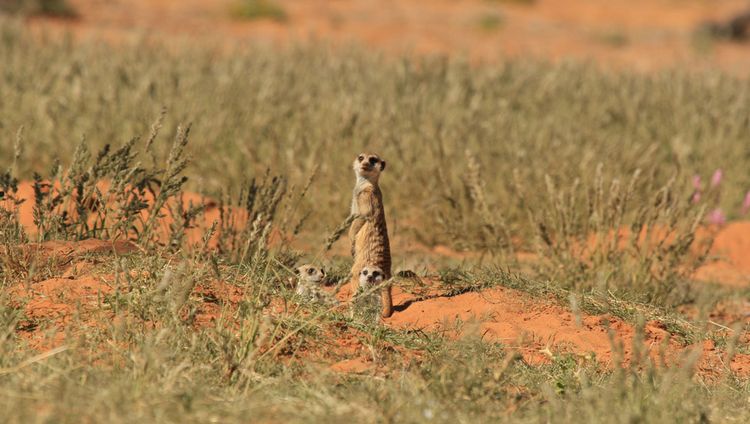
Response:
[742, 191, 750, 215]
[692, 191, 701, 204]
[707, 208, 726, 226]
[692, 175, 702, 190]
[710, 169, 723, 188]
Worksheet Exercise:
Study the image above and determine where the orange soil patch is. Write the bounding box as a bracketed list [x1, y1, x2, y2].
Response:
[7, 176, 750, 289]
[329, 357, 374, 374]
[5, 180, 223, 245]
[19, 238, 138, 258]
[4, 238, 412, 373]
[301, 324, 415, 375]
[4, 179, 750, 375]
[493, 222, 750, 288]
[25, 0, 750, 75]
[596, 222, 750, 287]
[192, 279, 246, 327]
[582, 222, 750, 287]
[4, 238, 748, 376]
[384, 282, 750, 376]
[10, 274, 115, 350]
[694, 221, 750, 287]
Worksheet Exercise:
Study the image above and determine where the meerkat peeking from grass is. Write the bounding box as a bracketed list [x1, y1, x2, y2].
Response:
[294, 264, 333, 305]
[349, 152, 393, 318]
[351, 265, 386, 323]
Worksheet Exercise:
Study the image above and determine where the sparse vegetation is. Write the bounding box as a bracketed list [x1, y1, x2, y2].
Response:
[477, 12, 504, 32]
[0, 0, 76, 18]
[594, 30, 630, 48]
[697, 9, 750, 42]
[230, 0, 287, 22]
[0, 18, 749, 424]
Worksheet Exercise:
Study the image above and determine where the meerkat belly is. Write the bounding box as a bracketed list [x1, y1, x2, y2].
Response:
[354, 224, 390, 270]
[355, 222, 391, 264]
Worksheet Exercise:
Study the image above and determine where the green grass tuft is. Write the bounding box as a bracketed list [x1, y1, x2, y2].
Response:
[230, 0, 287, 22]
[0, 0, 77, 18]
[477, 12, 504, 31]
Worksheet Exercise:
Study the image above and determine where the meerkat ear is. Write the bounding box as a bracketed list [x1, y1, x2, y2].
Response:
[380, 160, 386, 171]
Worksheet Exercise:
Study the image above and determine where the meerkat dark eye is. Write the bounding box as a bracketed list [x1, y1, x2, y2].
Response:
[358, 155, 364, 162]
[307, 268, 314, 275]
[362, 270, 368, 276]
[368, 157, 378, 165]
[373, 271, 380, 277]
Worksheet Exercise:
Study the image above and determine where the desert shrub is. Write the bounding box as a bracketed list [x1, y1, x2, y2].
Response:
[3, 112, 306, 267]
[25, 120, 193, 245]
[230, 0, 287, 22]
[477, 12, 504, 32]
[0, 131, 25, 245]
[215, 171, 287, 263]
[513, 164, 713, 305]
[435, 150, 515, 256]
[0, 0, 76, 17]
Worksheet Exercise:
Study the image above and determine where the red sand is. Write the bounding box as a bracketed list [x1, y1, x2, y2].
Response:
[25, 0, 750, 75]
[384, 283, 750, 375]
[5, 237, 749, 376]
[5, 180, 221, 246]
[694, 221, 750, 286]
[4, 179, 750, 375]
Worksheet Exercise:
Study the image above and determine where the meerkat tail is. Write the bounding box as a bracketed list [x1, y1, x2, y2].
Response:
[381, 285, 393, 318]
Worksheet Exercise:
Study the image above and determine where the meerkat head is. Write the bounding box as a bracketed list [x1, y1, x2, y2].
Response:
[359, 265, 385, 287]
[295, 264, 326, 284]
[353, 153, 386, 182]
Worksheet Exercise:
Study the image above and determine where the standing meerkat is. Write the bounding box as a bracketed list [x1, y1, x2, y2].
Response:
[351, 265, 386, 323]
[349, 152, 393, 318]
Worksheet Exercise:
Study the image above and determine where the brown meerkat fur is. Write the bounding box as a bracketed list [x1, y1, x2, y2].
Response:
[349, 152, 393, 318]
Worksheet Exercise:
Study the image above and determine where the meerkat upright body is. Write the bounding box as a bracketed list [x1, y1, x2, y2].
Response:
[349, 153, 393, 318]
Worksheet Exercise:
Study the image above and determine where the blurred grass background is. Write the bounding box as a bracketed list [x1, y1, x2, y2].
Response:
[2, 21, 748, 247]
[1, 15, 750, 424]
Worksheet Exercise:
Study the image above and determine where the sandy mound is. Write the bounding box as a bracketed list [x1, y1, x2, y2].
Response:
[20, 239, 138, 258]
[383, 283, 750, 375]
[6, 240, 749, 376]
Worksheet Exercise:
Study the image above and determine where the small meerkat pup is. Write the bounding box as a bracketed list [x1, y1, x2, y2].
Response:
[351, 265, 386, 324]
[294, 264, 329, 304]
[349, 152, 393, 318]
